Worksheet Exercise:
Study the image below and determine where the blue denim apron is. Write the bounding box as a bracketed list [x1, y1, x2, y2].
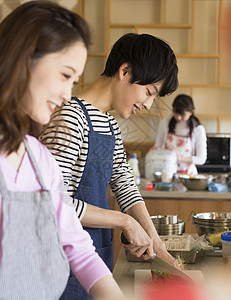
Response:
[60, 98, 115, 300]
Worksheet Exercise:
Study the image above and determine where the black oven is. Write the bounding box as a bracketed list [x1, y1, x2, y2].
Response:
[197, 133, 231, 173]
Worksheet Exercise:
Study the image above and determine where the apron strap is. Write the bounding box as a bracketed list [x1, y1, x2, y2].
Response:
[0, 139, 47, 196]
[75, 97, 114, 135]
[0, 163, 8, 197]
[75, 98, 94, 132]
[106, 112, 114, 135]
[24, 139, 47, 190]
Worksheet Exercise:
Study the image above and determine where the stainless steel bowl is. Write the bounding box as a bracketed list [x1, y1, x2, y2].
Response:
[192, 212, 231, 236]
[181, 175, 212, 191]
[151, 214, 178, 225]
[151, 216, 185, 235]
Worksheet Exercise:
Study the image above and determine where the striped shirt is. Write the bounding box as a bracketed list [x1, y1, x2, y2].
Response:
[41, 97, 143, 220]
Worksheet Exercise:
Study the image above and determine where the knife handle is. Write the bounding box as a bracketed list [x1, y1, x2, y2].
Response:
[121, 232, 148, 255]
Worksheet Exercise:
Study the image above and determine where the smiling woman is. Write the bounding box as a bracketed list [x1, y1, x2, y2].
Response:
[27, 44, 87, 125]
[0, 1, 124, 300]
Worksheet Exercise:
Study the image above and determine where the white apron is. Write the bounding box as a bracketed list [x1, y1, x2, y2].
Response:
[165, 133, 197, 175]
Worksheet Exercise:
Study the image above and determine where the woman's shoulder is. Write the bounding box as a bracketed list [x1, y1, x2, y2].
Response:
[25, 135, 61, 181]
[26, 135, 59, 166]
[193, 124, 206, 138]
[194, 124, 206, 132]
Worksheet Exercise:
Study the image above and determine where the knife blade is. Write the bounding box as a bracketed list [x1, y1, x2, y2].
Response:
[149, 255, 194, 283]
[121, 232, 193, 283]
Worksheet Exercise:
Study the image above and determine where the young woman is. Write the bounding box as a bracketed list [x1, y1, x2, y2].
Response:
[0, 1, 124, 299]
[41, 32, 179, 299]
[154, 94, 207, 174]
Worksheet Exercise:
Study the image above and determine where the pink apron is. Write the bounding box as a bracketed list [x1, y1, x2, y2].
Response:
[165, 133, 197, 175]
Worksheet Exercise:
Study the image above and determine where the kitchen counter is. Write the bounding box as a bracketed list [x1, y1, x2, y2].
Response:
[110, 189, 231, 267]
[113, 249, 230, 299]
[140, 190, 231, 200]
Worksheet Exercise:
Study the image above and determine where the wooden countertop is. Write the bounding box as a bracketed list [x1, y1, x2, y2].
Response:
[113, 249, 228, 299]
[140, 190, 231, 200]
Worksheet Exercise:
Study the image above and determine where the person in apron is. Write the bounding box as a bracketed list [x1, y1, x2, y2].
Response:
[0, 140, 70, 299]
[41, 32, 181, 299]
[60, 98, 115, 299]
[0, 2, 124, 299]
[155, 94, 207, 175]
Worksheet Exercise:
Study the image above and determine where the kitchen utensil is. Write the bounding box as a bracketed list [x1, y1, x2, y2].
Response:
[120, 232, 193, 282]
[193, 212, 231, 235]
[151, 214, 178, 225]
[181, 174, 213, 191]
[153, 171, 162, 183]
[125, 249, 199, 264]
[151, 216, 185, 235]
[149, 255, 194, 282]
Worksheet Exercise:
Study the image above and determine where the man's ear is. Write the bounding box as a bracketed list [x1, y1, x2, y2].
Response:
[118, 63, 131, 80]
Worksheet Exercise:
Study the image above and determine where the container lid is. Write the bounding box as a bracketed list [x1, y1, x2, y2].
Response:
[130, 153, 137, 159]
[221, 232, 231, 241]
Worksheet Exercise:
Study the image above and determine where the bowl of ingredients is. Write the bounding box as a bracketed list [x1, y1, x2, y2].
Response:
[181, 174, 213, 191]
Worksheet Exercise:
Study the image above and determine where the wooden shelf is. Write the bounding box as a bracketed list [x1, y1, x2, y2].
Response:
[77, 0, 231, 135]
[110, 23, 192, 29]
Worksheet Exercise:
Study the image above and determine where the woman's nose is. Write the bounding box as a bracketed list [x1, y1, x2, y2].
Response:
[61, 85, 72, 102]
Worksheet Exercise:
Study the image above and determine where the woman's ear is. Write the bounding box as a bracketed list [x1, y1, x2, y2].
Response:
[118, 63, 131, 80]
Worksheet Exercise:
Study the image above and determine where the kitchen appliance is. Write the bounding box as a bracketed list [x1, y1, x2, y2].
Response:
[197, 133, 231, 173]
[145, 149, 177, 181]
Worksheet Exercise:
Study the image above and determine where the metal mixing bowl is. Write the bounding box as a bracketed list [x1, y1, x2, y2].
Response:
[151, 216, 185, 235]
[151, 214, 178, 224]
[192, 212, 231, 236]
[181, 174, 212, 191]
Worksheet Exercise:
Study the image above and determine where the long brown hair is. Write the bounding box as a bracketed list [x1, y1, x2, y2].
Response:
[0, 0, 91, 155]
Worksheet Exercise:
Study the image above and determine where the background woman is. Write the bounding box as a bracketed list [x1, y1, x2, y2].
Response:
[0, 1, 124, 299]
[154, 94, 207, 174]
[41, 32, 179, 299]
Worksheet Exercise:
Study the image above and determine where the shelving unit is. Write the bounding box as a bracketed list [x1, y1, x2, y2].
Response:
[2, 1, 229, 140]
[76, 0, 231, 140]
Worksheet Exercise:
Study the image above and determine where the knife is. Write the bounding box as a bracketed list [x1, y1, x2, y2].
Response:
[121, 232, 193, 283]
